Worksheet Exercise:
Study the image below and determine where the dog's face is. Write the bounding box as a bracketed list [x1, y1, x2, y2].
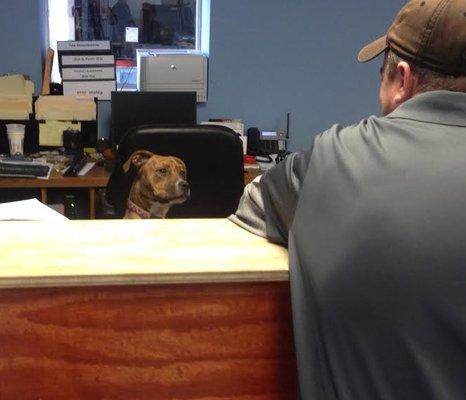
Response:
[123, 150, 190, 206]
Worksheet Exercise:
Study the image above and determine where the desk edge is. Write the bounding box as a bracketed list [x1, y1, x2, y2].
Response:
[0, 270, 290, 289]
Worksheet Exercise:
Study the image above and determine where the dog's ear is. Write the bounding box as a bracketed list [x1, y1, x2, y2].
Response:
[173, 157, 187, 172]
[122, 150, 154, 173]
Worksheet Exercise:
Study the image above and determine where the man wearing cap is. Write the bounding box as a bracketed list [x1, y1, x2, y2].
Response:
[230, 0, 465, 399]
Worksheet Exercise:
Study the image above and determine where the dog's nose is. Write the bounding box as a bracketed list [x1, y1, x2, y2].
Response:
[179, 180, 189, 190]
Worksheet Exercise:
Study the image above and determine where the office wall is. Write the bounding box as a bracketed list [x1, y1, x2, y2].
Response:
[198, 0, 405, 150]
[0, 0, 46, 94]
[0, 0, 405, 151]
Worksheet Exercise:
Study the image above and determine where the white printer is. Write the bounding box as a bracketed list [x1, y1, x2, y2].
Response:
[137, 50, 207, 102]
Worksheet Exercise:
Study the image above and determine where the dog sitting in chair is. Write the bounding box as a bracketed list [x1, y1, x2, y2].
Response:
[122, 150, 190, 219]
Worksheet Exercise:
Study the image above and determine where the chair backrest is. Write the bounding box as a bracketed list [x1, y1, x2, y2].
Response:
[106, 124, 245, 218]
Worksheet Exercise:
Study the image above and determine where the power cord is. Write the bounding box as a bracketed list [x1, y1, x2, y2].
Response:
[275, 150, 290, 164]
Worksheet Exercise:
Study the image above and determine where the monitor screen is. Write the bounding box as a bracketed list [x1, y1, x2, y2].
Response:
[110, 91, 197, 146]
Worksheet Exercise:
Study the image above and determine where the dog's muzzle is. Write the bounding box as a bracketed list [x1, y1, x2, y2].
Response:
[153, 180, 190, 204]
[178, 180, 190, 200]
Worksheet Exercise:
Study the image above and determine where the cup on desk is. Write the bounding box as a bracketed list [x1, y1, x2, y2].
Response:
[6, 124, 25, 156]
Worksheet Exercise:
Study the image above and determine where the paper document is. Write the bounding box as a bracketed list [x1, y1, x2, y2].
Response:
[0, 199, 68, 221]
[39, 120, 81, 146]
[78, 162, 95, 176]
[35, 95, 96, 121]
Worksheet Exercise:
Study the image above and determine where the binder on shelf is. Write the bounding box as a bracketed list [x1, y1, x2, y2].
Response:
[61, 54, 115, 67]
[57, 40, 111, 51]
[62, 66, 116, 81]
[62, 81, 116, 101]
[57, 41, 112, 73]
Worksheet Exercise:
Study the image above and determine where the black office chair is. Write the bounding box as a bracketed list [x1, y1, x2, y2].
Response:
[106, 124, 245, 218]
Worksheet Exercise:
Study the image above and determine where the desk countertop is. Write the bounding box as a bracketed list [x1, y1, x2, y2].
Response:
[0, 219, 288, 288]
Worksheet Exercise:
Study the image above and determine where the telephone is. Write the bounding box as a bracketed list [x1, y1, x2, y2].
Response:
[246, 127, 285, 157]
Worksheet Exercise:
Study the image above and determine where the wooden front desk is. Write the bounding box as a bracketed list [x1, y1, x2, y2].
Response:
[0, 219, 296, 399]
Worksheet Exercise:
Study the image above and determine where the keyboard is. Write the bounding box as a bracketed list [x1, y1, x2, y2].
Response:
[0, 160, 52, 178]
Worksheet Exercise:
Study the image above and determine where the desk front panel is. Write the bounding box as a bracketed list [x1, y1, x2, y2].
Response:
[0, 281, 296, 399]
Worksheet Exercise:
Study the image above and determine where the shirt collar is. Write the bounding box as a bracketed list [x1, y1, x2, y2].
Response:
[386, 91, 466, 127]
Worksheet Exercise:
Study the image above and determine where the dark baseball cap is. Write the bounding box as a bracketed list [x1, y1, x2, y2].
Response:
[358, 0, 466, 76]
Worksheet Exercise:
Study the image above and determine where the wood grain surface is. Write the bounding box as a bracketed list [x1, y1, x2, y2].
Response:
[0, 219, 288, 288]
[0, 282, 296, 399]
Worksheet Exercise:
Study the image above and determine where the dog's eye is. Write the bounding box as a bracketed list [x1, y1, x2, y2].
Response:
[180, 170, 186, 178]
[158, 168, 168, 174]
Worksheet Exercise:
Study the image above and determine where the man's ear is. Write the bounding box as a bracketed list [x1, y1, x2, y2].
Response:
[393, 61, 417, 106]
[122, 150, 154, 172]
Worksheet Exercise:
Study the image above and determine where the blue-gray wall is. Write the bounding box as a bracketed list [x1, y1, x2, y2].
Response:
[0, 0, 47, 91]
[0, 0, 405, 151]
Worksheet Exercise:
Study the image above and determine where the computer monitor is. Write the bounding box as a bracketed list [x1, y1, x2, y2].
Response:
[110, 91, 197, 146]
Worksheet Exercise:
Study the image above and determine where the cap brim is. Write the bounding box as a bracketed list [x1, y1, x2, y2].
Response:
[357, 35, 388, 63]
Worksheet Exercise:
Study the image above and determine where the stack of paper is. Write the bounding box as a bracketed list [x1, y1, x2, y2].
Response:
[0, 198, 68, 221]
[0, 75, 34, 119]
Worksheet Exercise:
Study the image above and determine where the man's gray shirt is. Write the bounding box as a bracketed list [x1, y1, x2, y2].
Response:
[230, 91, 466, 399]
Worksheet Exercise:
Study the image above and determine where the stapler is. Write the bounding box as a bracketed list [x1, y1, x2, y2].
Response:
[63, 153, 88, 177]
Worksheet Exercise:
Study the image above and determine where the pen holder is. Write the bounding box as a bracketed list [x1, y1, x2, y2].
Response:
[63, 129, 83, 155]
